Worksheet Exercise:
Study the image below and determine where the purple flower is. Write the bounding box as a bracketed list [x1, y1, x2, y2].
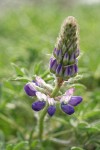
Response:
[56, 64, 63, 77]
[24, 82, 37, 96]
[61, 102, 75, 115]
[68, 96, 82, 106]
[60, 88, 74, 103]
[50, 58, 57, 73]
[60, 88, 82, 115]
[47, 105, 56, 117]
[32, 100, 46, 111]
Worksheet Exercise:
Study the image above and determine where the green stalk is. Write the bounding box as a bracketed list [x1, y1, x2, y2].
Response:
[38, 78, 63, 141]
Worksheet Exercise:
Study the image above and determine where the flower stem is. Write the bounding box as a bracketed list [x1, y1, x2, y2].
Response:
[38, 78, 63, 141]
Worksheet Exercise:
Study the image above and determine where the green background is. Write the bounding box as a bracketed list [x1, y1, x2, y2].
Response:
[0, 1, 100, 150]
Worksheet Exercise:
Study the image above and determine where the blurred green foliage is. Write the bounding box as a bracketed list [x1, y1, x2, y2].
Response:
[0, 3, 100, 150]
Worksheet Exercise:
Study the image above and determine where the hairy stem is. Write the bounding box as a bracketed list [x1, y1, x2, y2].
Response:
[38, 78, 63, 141]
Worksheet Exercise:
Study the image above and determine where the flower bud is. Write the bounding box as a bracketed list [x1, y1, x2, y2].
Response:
[53, 48, 57, 58]
[32, 100, 46, 111]
[69, 53, 76, 64]
[68, 96, 82, 106]
[75, 49, 80, 58]
[61, 102, 74, 115]
[73, 63, 78, 74]
[32, 80, 39, 86]
[56, 49, 62, 62]
[56, 64, 63, 77]
[47, 105, 56, 117]
[63, 66, 70, 79]
[53, 48, 62, 63]
[55, 16, 79, 55]
[24, 82, 37, 96]
[63, 52, 69, 65]
[50, 58, 57, 73]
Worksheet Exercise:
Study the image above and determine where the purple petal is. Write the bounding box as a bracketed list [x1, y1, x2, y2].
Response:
[64, 65, 74, 77]
[73, 64, 78, 74]
[53, 48, 62, 62]
[64, 64, 78, 77]
[69, 64, 78, 76]
[50, 58, 57, 73]
[53, 48, 57, 57]
[32, 80, 39, 86]
[68, 96, 82, 106]
[61, 103, 75, 115]
[63, 52, 69, 65]
[69, 53, 76, 64]
[47, 105, 56, 117]
[32, 101, 46, 111]
[56, 64, 63, 76]
[56, 49, 62, 61]
[24, 82, 36, 96]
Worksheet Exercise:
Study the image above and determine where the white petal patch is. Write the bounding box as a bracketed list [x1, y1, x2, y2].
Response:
[36, 92, 47, 101]
[65, 88, 75, 96]
[28, 82, 36, 90]
[60, 88, 75, 103]
[36, 76, 46, 87]
[47, 97, 55, 105]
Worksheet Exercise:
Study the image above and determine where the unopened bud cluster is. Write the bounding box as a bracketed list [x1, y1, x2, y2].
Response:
[50, 16, 80, 80]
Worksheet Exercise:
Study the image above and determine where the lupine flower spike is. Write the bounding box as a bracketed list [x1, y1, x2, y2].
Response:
[24, 16, 83, 117]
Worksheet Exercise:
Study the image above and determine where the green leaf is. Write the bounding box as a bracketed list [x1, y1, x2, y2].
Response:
[86, 126, 100, 134]
[6, 144, 13, 150]
[50, 137, 70, 145]
[78, 121, 89, 129]
[11, 63, 25, 76]
[68, 83, 86, 90]
[13, 141, 28, 150]
[83, 109, 100, 120]
[71, 147, 84, 150]
[33, 62, 42, 75]
[11, 76, 32, 82]
[30, 140, 38, 148]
